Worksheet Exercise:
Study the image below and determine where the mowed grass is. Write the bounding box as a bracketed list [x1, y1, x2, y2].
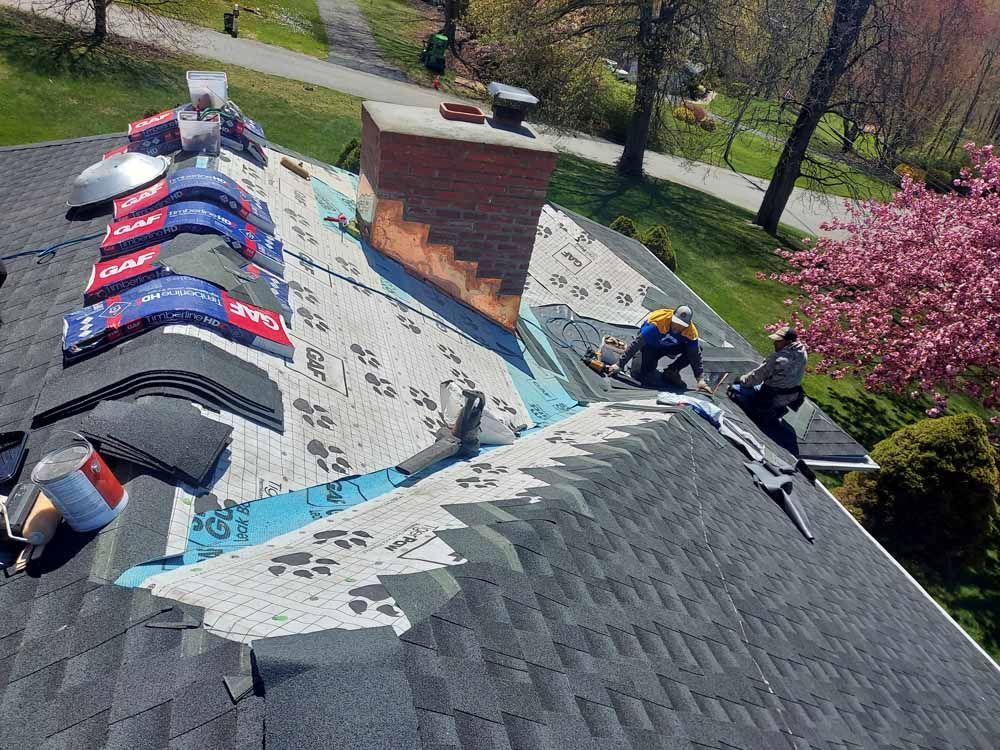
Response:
[172, 0, 328, 58]
[0, 9, 360, 162]
[357, 0, 442, 85]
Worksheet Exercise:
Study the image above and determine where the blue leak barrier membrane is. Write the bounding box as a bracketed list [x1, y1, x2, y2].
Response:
[114, 167, 275, 234]
[84, 243, 291, 315]
[100, 201, 285, 276]
[116, 468, 407, 586]
[311, 173, 358, 221]
[63, 275, 294, 360]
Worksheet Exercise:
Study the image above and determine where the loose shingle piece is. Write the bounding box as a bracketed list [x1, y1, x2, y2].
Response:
[80, 397, 232, 486]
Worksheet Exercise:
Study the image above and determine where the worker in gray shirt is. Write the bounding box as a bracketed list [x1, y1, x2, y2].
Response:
[729, 326, 807, 422]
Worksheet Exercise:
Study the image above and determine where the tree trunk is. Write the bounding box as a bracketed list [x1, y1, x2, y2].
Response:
[754, 0, 873, 234]
[93, 0, 108, 42]
[617, 1, 672, 178]
[945, 44, 997, 159]
[443, 0, 456, 47]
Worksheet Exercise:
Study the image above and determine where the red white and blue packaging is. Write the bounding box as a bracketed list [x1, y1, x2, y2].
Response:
[100, 202, 285, 276]
[127, 108, 182, 142]
[64, 275, 294, 360]
[103, 129, 183, 159]
[84, 244, 291, 318]
[221, 109, 268, 165]
[113, 168, 275, 234]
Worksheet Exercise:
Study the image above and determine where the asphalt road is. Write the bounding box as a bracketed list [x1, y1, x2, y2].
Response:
[5, 0, 855, 235]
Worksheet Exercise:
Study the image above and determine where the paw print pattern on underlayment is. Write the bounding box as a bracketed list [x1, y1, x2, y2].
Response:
[636, 284, 649, 298]
[293, 189, 308, 207]
[335, 256, 360, 276]
[536, 224, 552, 238]
[422, 414, 450, 435]
[347, 583, 401, 618]
[570, 285, 589, 300]
[288, 280, 318, 305]
[470, 462, 510, 476]
[409, 386, 437, 411]
[307, 440, 352, 474]
[615, 291, 634, 306]
[437, 344, 462, 365]
[267, 551, 338, 578]
[313, 529, 372, 548]
[450, 368, 476, 391]
[456, 476, 500, 489]
[549, 274, 568, 289]
[490, 395, 517, 417]
[350, 344, 381, 369]
[365, 373, 398, 399]
[594, 278, 612, 293]
[351, 284, 374, 298]
[297, 307, 330, 333]
[545, 429, 577, 445]
[396, 314, 422, 335]
[292, 398, 334, 430]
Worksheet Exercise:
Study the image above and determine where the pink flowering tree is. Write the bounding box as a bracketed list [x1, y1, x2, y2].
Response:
[768, 143, 1000, 417]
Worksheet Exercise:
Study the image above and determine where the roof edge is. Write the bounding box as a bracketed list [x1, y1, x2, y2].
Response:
[818, 481, 1000, 674]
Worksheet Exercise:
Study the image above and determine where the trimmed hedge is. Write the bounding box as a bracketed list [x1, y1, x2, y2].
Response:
[643, 224, 676, 271]
[335, 137, 361, 174]
[609, 215, 639, 239]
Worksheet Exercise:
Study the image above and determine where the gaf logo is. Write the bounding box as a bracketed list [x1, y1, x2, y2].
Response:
[113, 213, 163, 236]
[98, 251, 156, 278]
[120, 182, 165, 209]
[228, 300, 279, 330]
[133, 111, 171, 129]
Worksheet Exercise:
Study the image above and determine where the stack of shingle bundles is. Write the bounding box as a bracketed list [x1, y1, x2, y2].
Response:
[79, 397, 232, 487]
[33, 333, 284, 432]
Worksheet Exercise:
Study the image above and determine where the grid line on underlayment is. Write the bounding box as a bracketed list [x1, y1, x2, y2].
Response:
[144, 403, 665, 642]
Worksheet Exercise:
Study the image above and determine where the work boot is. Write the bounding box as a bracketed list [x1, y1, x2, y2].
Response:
[661, 368, 685, 389]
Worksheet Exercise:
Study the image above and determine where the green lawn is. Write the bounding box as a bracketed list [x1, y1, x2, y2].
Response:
[357, 0, 442, 85]
[0, 9, 359, 161]
[172, 0, 328, 58]
[599, 79, 893, 201]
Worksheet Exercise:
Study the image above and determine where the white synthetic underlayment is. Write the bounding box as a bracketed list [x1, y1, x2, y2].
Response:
[144, 402, 662, 642]
[524, 205, 665, 325]
[161, 152, 532, 554]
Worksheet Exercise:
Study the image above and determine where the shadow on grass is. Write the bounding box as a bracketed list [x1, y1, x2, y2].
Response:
[0, 9, 175, 88]
[810, 384, 932, 449]
[548, 154, 800, 271]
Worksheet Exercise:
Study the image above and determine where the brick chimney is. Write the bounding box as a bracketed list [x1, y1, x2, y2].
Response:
[356, 100, 557, 330]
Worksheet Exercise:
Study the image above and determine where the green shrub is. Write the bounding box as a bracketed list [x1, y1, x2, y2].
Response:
[673, 105, 697, 125]
[642, 224, 676, 271]
[699, 117, 717, 132]
[894, 162, 927, 184]
[838, 414, 999, 565]
[609, 215, 639, 239]
[335, 137, 361, 174]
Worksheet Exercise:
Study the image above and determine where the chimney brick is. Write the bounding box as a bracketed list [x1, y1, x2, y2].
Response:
[356, 101, 556, 330]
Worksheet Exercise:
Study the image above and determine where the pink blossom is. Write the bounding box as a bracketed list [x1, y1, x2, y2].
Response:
[776, 144, 1000, 413]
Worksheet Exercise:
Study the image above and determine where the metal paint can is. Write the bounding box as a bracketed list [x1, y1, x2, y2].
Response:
[30, 436, 128, 532]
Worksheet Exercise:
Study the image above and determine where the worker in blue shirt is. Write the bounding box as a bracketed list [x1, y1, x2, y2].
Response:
[608, 306, 712, 393]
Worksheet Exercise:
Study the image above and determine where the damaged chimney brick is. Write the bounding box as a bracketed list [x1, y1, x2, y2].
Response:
[356, 101, 557, 330]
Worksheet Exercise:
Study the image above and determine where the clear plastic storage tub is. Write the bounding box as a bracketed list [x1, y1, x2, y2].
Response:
[186, 70, 228, 110]
[178, 111, 221, 155]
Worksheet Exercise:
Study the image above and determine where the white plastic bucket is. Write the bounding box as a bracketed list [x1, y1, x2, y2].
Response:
[187, 70, 228, 110]
[31, 435, 128, 532]
[178, 111, 221, 155]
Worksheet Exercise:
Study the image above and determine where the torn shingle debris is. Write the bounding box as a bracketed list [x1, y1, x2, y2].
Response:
[0, 86, 998, 750]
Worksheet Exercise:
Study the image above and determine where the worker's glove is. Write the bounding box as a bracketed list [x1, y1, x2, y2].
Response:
[695, 378, 713, 394]
[606, 363, 620, 377]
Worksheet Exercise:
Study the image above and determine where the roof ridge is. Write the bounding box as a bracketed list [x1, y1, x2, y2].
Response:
[0, 132, 126, 153]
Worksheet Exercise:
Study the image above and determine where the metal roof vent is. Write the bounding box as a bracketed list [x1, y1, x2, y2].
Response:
[487, 82, 538, 127]
[67, 153, 170, 207]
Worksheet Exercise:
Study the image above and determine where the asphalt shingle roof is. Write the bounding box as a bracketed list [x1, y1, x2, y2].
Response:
[0, 135, 997, 750]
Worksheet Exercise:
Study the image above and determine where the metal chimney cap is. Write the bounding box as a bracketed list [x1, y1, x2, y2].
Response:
[487, 82, 539, 110]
